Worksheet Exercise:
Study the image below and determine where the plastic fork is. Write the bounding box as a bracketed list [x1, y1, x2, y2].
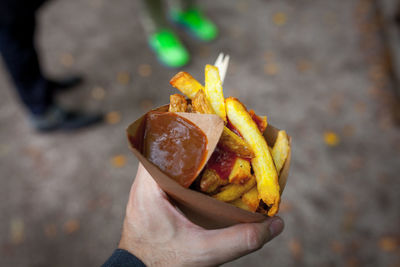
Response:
[213, 53, 230, 84]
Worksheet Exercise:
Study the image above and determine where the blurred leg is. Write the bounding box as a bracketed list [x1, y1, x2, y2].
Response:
[168, 0, 218, 42]
[168, 0, 196, 11]
[0, 15, 52, 115]
[140, 0, 189, 67]
[140, 0, 169, 35]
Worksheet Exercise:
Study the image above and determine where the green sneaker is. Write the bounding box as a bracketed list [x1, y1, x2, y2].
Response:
[149, 29, 189, 68]
[170, 7, 218, 42]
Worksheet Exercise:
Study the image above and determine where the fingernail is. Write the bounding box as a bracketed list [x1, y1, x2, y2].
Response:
[269, 217, 284, 238]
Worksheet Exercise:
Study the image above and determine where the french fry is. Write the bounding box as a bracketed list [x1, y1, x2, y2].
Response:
[272, 130, 290, 174]
[169, 72, 204, 99]
[192, 91, 254, 158]
[199, 168, 228, 193]
[230, 198, 253, 212]
[241, 186, 259, 212]
[205, 65, 227, 122]
[212, 176, 256, 202]
[192, 90, 215, 114]
[225, 97, 280, 216]
[219, 127, 254, 158]
[169, 94, 188, 112]
[228, 158, 251, 184]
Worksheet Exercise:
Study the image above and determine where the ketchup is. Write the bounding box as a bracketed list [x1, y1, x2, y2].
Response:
[143, 111, 208, 188]
[206, 147, 237, 180]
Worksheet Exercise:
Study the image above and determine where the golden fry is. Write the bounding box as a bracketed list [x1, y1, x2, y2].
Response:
[230, 198, 253, 212]
[225, 97, 280, 216]
[205, 65, 227, 122]
[212, 176, 256, 202]
[228, 157, 251, 184]
[219, 127, 254, 158]
[199, 168, 228, 193]
[272, 130, 290, 173]
[192, 90, 215, 114]
[241, 186, 259, 212]
[169, 71, 204, 99]
[169, 94, 188, 112]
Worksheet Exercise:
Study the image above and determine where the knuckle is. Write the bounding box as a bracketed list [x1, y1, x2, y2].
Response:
[245, 226, 264, 251]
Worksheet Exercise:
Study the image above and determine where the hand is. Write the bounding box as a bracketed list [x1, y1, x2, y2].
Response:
[119, 164, 284, 267]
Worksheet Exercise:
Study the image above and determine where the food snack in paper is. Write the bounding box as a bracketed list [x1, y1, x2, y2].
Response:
[140, 63, 290, 217]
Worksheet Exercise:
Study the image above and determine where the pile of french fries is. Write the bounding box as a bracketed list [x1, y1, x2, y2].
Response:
[168, 65, 290, 216]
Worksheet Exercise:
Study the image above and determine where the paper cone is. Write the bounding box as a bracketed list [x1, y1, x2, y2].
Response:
[126, 105, 291, 229]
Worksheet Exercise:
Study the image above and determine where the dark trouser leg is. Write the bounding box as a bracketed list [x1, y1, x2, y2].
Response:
[168, 0, 196, 11]
[0, 15, 52, 115]
[140, 0, 169, 35]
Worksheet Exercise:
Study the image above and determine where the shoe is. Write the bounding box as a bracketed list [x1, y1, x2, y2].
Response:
[149, 29, 189, 68]
[48, 75, 83, 92]
[170, 7, 218, 42]
[30, 105, 103, 132]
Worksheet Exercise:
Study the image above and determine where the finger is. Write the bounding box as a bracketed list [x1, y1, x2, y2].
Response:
[198, 217, 284, 265]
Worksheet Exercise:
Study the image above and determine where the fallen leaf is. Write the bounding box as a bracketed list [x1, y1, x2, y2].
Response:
[379, 236, 398, 252]
[111, 155, 126, 168]
[106, 111, 121, 124]
[296, 60, 312, 72]
[263, 51, 274, 62]
[235, 1, 248, 12]
[273, 12, 287, 26]
[140, 100, 154, 111]
[264, 63, 278, 76]
[342, 212, 356, 232]
[63, 220, 80, 234]
[324, 131, 340, 146]
[117, 71, 131, 85]
[44, 224, 57, 239]
[346, 257, 360, 267]
[10, 218, 24, 245]
[138, 64, 152, 77]
[91, 87, 106, 100]
[289, 238, 302, 260]
[60, 53, 74, 67]
[331, 240, 344, 254]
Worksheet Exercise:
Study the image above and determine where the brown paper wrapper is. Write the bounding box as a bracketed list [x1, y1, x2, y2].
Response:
[126, 105, 291, 229]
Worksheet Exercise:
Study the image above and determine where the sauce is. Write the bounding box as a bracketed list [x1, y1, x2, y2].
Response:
[143, 111, 208, 188]
[206, 147, 237, 180]
[249, 110, 267, 133]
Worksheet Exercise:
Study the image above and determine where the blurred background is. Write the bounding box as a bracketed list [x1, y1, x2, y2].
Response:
[0, 0, 399, 266]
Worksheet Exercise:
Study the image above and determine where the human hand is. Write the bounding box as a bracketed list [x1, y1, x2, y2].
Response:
[118, 164, 284, 267]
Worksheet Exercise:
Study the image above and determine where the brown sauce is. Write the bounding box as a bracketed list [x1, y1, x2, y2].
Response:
[143, 111, 208, 188]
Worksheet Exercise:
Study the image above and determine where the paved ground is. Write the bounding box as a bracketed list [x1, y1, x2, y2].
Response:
[0, 0, 399, 266]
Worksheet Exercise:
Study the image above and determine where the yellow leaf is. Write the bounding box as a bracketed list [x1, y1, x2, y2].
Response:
[264, 63, 278, 76]
[60, 53, 74, 67]
[273, 12, 287, 26]
[63, 220, 80, 234]
[10, 218, 24, 245]
[106, 111, 121, 124]
[379, 237, 398, 252]
[117, 72, 131, 85]
[138, 64, 152, 77]
[91, 87, 105, 100]
[111, 155, 126, 168]
[324, 131, 340, 146]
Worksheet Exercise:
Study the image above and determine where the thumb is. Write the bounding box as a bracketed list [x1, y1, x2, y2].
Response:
[199, 217, 284, 265]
